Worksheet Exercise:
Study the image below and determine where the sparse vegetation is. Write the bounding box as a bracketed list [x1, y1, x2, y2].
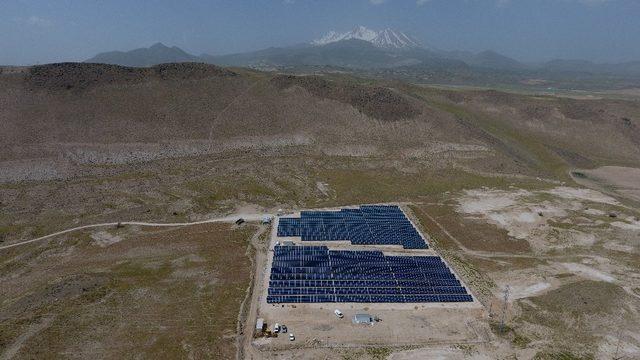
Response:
[489, 322, 532, 348]
[1, 63, 640, 359]
[0, 224, 255, 359]
[365, 347, 392, 360]
[533, 351, 594, 360]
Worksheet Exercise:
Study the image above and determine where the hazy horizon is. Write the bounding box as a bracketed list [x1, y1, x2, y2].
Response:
[2, 0, 640, 66]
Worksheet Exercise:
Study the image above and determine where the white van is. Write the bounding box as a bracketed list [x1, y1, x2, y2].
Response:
[273, 323, 280, 333]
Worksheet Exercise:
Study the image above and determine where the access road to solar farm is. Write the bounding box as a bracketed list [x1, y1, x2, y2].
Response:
[245, 203, 489, 357]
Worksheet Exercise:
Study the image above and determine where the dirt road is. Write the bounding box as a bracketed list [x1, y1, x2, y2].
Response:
[0, 212, 272, 251]
[236, 223, 271, 360]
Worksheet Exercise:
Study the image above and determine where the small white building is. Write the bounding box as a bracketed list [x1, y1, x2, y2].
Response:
[256, 318, 264, 331]
[352, 313, 374, 325]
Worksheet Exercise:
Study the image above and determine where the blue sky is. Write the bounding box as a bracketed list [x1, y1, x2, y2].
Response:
[1, 0, 639, 65]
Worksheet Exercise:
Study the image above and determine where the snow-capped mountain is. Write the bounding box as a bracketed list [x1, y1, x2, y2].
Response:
[312, 26, 422, 50]
[312, 26, 378, 45]
[372, 28, 422, 49]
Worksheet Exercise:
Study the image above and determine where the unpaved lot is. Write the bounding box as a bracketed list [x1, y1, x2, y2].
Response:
[456, 186, 636, 252]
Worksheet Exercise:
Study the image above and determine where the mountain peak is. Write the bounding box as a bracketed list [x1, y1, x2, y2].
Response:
[372, 28, 422, 49]
[312, 25, 377, 46]
[150, 42, 169, 49]
[349, 26, 378, 42]
[312, 26, 422, 50]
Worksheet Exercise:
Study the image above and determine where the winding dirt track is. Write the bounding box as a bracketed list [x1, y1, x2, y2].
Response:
[0, 213, 271, 251]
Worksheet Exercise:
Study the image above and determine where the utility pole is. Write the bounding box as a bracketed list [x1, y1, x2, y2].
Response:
[613, 313, 624, 360]
[499, 285, 510, 334]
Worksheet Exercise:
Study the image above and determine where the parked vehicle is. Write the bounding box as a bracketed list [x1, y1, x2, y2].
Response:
[273, 323, 280, 333]
[334, 309, 344, 318]
[280, 324, 287, 333]
[289, 333, 295, 341]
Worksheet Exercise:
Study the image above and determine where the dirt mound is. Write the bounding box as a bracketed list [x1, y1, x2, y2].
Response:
[271, 75, 421, 121]
[28, 62, 237, 91]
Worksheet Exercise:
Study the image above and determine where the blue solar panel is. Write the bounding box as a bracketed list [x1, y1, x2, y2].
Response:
[266, 246, 472, 304]
[277, 205, 428, 249]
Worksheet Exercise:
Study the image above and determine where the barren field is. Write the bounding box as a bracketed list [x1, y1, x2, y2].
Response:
[572, 166, 640, 204]
[0, 223, 258, 359]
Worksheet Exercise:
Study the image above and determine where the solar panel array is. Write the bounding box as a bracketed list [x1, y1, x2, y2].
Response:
[278, 205, 427, 249]
[266, 246, 472, 303]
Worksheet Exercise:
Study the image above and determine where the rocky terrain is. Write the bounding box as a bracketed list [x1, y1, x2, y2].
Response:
[2, 62, 638, 182]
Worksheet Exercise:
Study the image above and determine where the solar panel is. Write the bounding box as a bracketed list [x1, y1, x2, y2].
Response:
[277, 205, 428, 249]
[266, 246, 472, 304]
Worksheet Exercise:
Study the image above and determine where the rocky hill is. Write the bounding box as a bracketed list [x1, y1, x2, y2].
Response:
[1, 62, 638, 183]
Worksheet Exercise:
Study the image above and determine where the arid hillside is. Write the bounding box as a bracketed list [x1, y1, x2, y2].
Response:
[1, 62, 638, 183]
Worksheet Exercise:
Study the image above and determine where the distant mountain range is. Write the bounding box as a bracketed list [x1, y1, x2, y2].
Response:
[87, 43, 199, 67]
[84, 27, 640, 89]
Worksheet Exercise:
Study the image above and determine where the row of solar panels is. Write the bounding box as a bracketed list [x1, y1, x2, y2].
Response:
[287, 225, 418, 234]
[273, 255, 446, 261]
[296, 221, 406, 226]
[274, 262, 447, 267]
[274, 249, 439, 259]
[269, 279, 462, 288]
[272, 259, 445, 266]
[271, 266, 458, 279]
[270, 273, 458, 280]
[274, 250, 444, 265]
[267, 294, 473, 303]
[271, 264, 449, 272]
[271, 255, 443, 263]
[301, 205, 404, 214]
[268, 286, 468, 295]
